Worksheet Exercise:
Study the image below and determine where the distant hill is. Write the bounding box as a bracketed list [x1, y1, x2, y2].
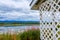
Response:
[0, 21, 40, 26]
[0, 21, 40, 24]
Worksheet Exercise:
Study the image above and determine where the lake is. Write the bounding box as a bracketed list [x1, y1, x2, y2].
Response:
[0, 25, 40, 34]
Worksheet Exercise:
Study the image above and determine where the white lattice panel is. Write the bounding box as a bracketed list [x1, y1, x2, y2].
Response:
[39, 0, 60, 40]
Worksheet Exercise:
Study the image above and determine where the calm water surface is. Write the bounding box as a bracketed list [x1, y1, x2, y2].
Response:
[0, 25, 39, 34]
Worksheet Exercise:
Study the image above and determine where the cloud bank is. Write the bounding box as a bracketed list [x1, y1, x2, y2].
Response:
[0, 0, 40, 21]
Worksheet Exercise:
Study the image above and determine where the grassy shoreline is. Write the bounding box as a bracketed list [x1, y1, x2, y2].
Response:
[0, 29, 40, 40]
[0, 23, 40, 26]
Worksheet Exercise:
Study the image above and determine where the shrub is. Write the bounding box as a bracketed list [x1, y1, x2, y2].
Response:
[20, 29, 40, 40]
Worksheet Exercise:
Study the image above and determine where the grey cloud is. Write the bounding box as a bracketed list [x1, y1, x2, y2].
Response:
[0, 0, 36, 14]
[0, 5, 30, 14]
[13, 0, 20, 1]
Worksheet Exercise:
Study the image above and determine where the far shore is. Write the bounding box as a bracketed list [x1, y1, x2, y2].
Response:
[0, 23, 40, 26]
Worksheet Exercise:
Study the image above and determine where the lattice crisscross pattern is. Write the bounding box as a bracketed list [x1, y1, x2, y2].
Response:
[39, 0, 60, 40]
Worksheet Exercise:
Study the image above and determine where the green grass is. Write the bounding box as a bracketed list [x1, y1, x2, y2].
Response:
[0, 29, 40, 40]
[0, 23, 40, 26]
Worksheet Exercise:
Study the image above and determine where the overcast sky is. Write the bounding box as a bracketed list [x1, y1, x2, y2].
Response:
[0, 0, 40, 21]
